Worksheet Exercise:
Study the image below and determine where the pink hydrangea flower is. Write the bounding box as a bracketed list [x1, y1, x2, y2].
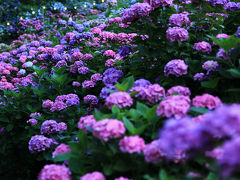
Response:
[144, 140, 163, 163]
[164, 59, 188, 77]
[83, 54, 93, 60]
[167, 86, 191, 96]
[50, 101, 67, 112]
[103, 50, 116, 57]
[119, 135, 146, 154]
[91, 27, 102, 34]
[105, 92, 133, 109]
[115, 177, 130, 180]
[193, 41, 212, 53]
[192, 93, 222, 110]
[80, 171, 105, 180]
[156, 95, 191, 119]
[213, 33, 230, 45]
[38, 164, 71, 180]
[93, 119, 126, 141]
[166, 27, 189, 42]
[130, 84, 165, 103]
[52, 143, 72, 158]
[78, 115, 96, 133]
[71, 52, 83, 60]
[105, 59, 115, 67]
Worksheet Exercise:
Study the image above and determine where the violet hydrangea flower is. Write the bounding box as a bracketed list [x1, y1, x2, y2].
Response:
[166, 27, 189, 42]
[28, 135, 57, 152]
[164, 59, 188, 77]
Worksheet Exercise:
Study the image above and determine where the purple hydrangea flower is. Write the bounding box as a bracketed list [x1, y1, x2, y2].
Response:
[28, 135, 57, 152]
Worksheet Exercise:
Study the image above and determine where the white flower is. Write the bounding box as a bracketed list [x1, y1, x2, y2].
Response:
[25, 62, 33, 68]
[19, 69, 26, 75]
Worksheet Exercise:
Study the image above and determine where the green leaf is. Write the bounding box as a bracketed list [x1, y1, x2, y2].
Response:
[122, 117, 135, 134]
[68, 157, 85, 174]
[103, 165, 113, 176]
[208, 35, 240, 52]
[51, 73, 68, 85]
[115, 76, 134, 92]
[201, 78, 220, 89]
[112, 105, 120, 114]
[227, 68, 240, 78]
[52, 67, 66, 74]
[33, 65, 47, 77]
[190, 107, 208, 114]
[207, 173, 219, 180]
[134, 124, 149, 135]
[146, 105, 158, 121]
[6, 124, 14, 131]
[0, 117, 9, 123]
[159, 169, 174, 180]
[77, 130, 88, 150]
[93, 109, 104, 120]
[54, 153, 72, 162]
[69, 142, 82, 154]
[115, 83, 126, 92]
[128, 109, 141, 119]
[113, 160, 130, 172]
[136, 102, 149, 118]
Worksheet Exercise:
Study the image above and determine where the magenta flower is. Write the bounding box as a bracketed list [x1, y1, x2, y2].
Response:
[156, 95, 191, 119]
[105, 92, 133, 109]
[119, 135, 146, 153]
[38, 164, 71, 180]
[93, 119, 126, 141]
[193, 41, 212, 53]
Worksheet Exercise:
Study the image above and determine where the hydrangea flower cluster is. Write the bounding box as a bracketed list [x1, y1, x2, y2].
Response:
[193, 41, 212, 53]
[40, 120, 67, 135]
[119, 136, 146, 154]
[121, 3, 152, 24]
[166, 27, 189, 42]
[28, 135, 57, 152]
[92, 119, 126, 141]
[105, 92, 133, 109]
[192, 93, 222, 110]
[80, 171, 105, 180]
[78, 115, 96, 133]
[167, 86, 191, 96]
[168, 13, 191, 27]
[156, 95, 191, 119]
[52, 143, 71, 158]
[38, 164, 71, 180]
[130, 84, 165, 103]
[102, 68, 123, 86]
[42, 94, 80, 112]
[164, 59, 188, 77]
